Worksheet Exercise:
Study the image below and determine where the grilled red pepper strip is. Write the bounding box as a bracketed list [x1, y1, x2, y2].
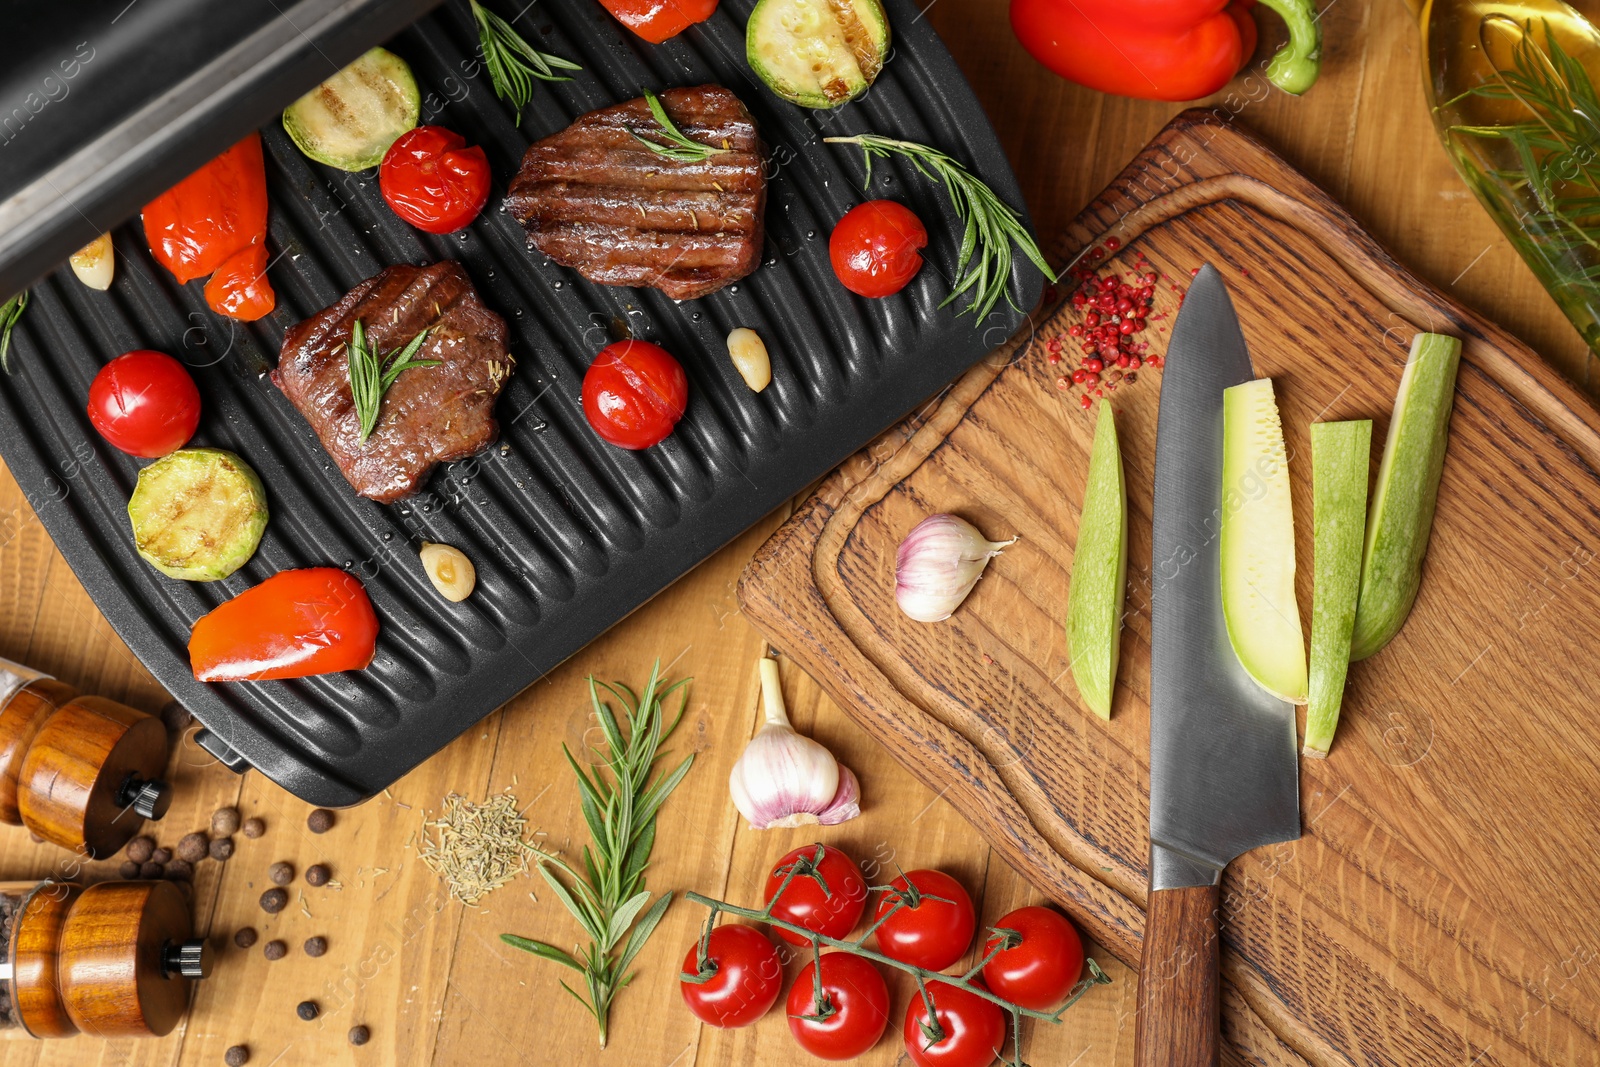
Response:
[597, 0, 717, 43]
[143, 132, 276, 322]
[189, 568, 378, 682]
[1008, 0, 1321, 102]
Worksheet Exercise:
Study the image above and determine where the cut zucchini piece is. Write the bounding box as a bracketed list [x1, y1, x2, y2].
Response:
[1220, 378, 1307, 704]
[1350, 332, 1462, 660]
[1303, 420, 1372, 757]
[129, 448, 268, 582]
[282, 47, 420, 171]
[747, 0, 890, 109]
[1067, 400, 1127, 720]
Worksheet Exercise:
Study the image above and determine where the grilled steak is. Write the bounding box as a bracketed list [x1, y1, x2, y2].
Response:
[505, 85, 766, 300]
[273, 262, 512, 504]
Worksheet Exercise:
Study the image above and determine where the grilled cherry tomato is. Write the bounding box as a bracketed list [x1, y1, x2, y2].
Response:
[379, 126, 491, 234]
[142, 132, 275, 322]
[598, 0, 718, 43]
[872, 869, 976, 971]
[188, 568, 379, 682]
[787, 952, 891, 1060]
[582, 340, 689, 449]
[829, 200, 928, 298]
[679, 924, 782, 1028]
[87, 350, 202, 458]
[980, 906, 1084, 1011]
[763, 844, 869, 948]
[902, 979, 1006, 1067]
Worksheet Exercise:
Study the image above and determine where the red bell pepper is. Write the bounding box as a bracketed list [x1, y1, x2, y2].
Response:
[143, 132, 277, 322]
[1009, 0, 1321, 103]
[597, 0, 717, 43]
[189, 568, 379, 682]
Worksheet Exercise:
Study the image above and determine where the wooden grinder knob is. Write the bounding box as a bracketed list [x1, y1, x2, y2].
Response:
[13, 696, 170, 858]
[57, 881, 207, 1038]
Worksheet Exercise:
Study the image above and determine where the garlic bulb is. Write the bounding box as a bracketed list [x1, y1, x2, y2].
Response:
[895, 513, 1016, 622]
[728, 658, 861, 829]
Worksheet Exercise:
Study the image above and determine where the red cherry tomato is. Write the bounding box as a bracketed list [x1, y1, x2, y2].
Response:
[379, 127, 491, 234]
[188, 568, 379, 682]
[787, 952, 890, 1060]
[679, 924, 783, 1028]
[829, 200, 928, 298]
[87, 350, 202, 458]
[763, 844, 869, 948]
[581, 340, 689, 450]
[980, 906, 1084, 1011]
[902, 979, 1006, 1067]
[872, 869, 976, 971]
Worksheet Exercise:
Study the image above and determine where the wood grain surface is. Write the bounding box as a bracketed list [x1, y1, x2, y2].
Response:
[738, 111, 1600, 1065]
[0, 0, 1593, 1065]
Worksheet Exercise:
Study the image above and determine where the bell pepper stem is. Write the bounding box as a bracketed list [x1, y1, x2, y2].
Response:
[1256, 0, 1323, 95]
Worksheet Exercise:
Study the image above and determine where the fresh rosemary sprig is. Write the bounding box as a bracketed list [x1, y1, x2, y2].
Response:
[469, 0, 581, 112]
[824, 134, 1056, 320]
[346, 318, 440, 443]
[500, 663, 695, 1049]
[0, 291, 29, 373]
[632, 89, 729, 164]
[1444, 18, 1600, 292]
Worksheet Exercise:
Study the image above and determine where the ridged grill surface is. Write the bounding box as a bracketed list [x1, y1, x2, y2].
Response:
[0, 0, 1041, 805]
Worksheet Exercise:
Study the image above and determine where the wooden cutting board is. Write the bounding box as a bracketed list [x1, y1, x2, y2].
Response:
[737, 111, 1600, 1067]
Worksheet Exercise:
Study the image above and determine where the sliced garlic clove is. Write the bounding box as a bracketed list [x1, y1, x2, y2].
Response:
[727, 327, 771, 392]
[70, 234, 114, 291]
[420, 542, 476, 601]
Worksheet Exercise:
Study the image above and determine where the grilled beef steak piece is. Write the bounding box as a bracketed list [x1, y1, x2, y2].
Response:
[505, 85, 766, 300]
[273, 262, 512, 504]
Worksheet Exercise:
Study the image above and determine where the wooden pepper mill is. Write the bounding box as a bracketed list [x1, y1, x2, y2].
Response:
[0, 879, 210, 1037]
[0, 658, 171, 858]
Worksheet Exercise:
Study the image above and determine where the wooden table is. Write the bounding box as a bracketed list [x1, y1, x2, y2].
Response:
[0, 1, 1587, 1064]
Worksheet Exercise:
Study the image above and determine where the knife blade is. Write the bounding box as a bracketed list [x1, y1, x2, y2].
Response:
[1135, 264, 1300, 1067]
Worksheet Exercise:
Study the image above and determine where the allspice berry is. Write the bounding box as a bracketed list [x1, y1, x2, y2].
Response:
[307, 808, 334, 834]
[151, 847, 173, 865]
[176, 832, 209, 863]
[304, 936, 327, 958]
[164, 860, 193, 882]
[305, 864, 330, 887]
[139, 861, 163, 880]
[263, 940, 287, 961]
[242, 817, 266, 839]
[118, 860, 140, 880]
[268, 862, 294, 886]
[233, 927, 258, 949]
[348, 1025, 370, 1046]
[212, 806, 241, 836]
[209, 837, 235, 861]
[296, 1000, 320, 1021]
[224, 1045, 249, 1067]
[259, 888, 288, 914]
[160, 699, 192, 737]
[125, 836, 154, 863]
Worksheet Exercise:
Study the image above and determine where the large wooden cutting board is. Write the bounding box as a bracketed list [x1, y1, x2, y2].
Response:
[737, 111, 1600, 1067]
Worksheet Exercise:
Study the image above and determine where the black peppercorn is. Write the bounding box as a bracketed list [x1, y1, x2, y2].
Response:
[259, 888, 288, 914]
[118, 860, 140, 879]
[296, 1000, 319, 1021]
[348, 1025, 370, 1046]
[164, 859, 193, 881]
[305, 864, 330, 887]
[139, 861, 163, 880]
[224, 1045, 249, 1066]
[263, 940, 287, 961]
[151, 847, 172, 865]
[176, 832, 208, 863]
[209, 836, 235, 861]
[304, 936, 327, 958]
[307, 808, 334, 833]
[234, 927, 258, 949]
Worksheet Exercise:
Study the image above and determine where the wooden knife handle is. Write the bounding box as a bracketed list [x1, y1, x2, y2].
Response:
[1134, 883, 1221, 1067]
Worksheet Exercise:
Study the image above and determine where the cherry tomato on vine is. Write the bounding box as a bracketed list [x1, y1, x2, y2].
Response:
[786, 952, 890, 1060]
[581, 339, 689, 449]
[872, 868, 976, 971]
[981, 906, 1084, 1011]
[87, 350, 201, 458]
[829, 200, 928, 298]
[678, 924, 783, 1028]
[763, 844, 868, 947]
[902, 979, 1006, 1067]
[379, 126, 491, 234]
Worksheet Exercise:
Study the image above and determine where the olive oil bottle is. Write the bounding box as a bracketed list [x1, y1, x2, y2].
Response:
[1411, 0, 1600, 352]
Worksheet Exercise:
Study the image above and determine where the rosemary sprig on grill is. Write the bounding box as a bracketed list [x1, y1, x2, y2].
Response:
[825, 134, 1056, 320]
[632, 89, 729, 163]
[0, 291, 29, 372]
[470, 0, 581, 112]
[500, 663, 696, 1048]
[346, 319, 439, 443]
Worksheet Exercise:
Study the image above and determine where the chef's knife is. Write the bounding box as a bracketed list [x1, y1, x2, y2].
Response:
[1135, 264, 1301, 1066]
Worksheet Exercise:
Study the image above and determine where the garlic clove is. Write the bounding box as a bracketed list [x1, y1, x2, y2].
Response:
[70, 234, 115, 291]
[728, 657, 861, 830]
[420, 542, 476, 601]
[727, 327, 771, 391]
[895, 513, 1016, 622]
